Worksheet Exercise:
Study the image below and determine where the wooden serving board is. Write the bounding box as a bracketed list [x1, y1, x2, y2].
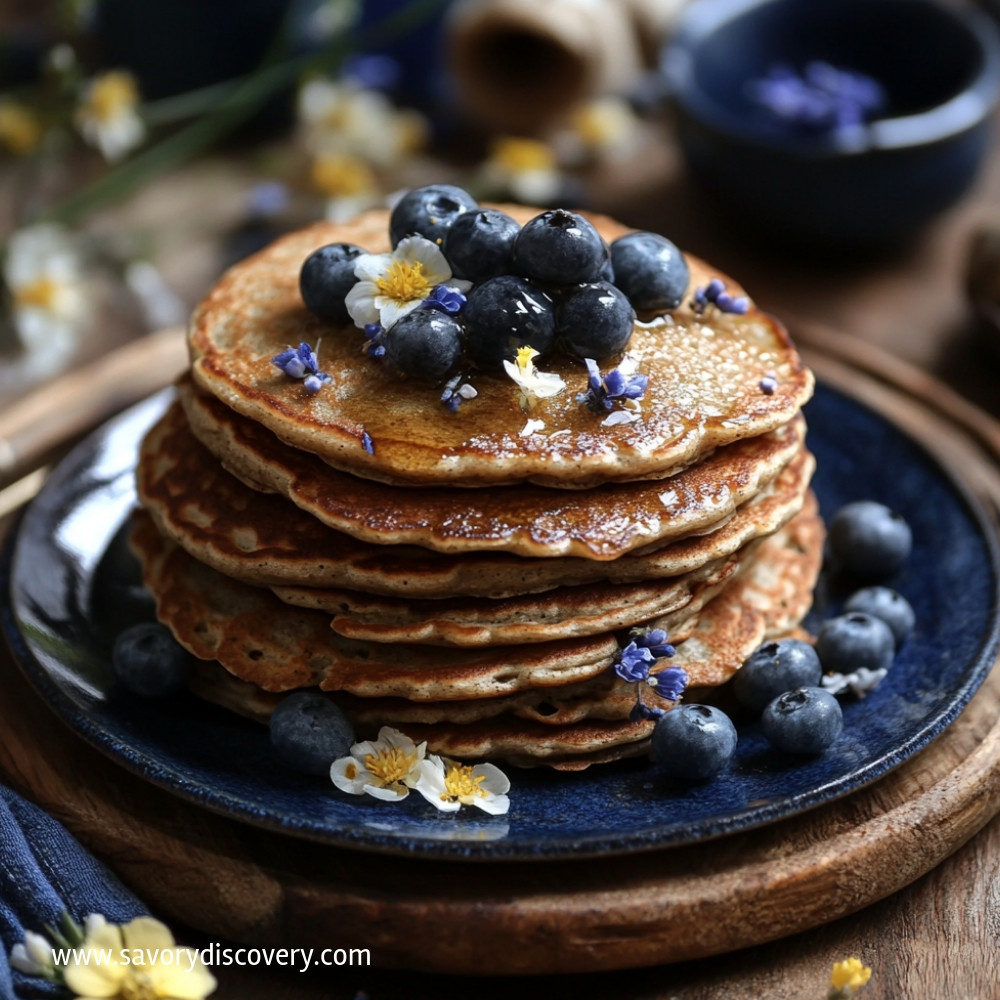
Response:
[2, 328, 1000, 975]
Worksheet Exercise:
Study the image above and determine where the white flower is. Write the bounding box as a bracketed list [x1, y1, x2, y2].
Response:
[309, 151, 382, 223]
[298, 78, 426, 167]
[415, 755, 511, 815]
[75, 70, 145, 162]
[346, 237, 471, 330]
[554, 97, 642, 166]
[480, 136, 562, 204]
[503, 346, 566, 410]
[821, 667, 887, 698]
[331, 726, 430, 802]
[520, 418, 545, 436]
[4, 224, 88, 366]
[9, 931, 55, 977]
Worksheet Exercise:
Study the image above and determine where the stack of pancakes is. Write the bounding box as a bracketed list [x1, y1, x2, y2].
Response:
[132, 206, 821, 769]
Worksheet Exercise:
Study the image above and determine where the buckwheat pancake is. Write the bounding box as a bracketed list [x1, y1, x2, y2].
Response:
[179, 496, 821, 765]
[273, 548, 741, 646]
[138, 398, 814, 597]
[188, 206, 813, 489]
[179, 377, 807, 560]
[132, 495, 820, 710]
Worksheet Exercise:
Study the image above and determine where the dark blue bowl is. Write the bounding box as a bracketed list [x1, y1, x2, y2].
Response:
[662, 0, 1000, 248]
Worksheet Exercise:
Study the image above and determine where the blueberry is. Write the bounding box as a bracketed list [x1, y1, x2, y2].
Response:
[299, 242, 364, 325]
[609, 232, 690, 312]
[556, 281, 636, 360]
[442, 208, 520, 282]
[389, 184, 478, 247]
[844, 586, 915, 647]
[111, 622, 192, 698]
[816, 612, 895, 673]
[269, 692, 355, 776]
[650, 703, 738, 782]
[512, 209, 610, 285]
[463, 275, 556, 369]
[761, 687, 843, 754]
[384, 308, 463, 381]
[732, 638, 823, 715]
[828, 500, 912, 578]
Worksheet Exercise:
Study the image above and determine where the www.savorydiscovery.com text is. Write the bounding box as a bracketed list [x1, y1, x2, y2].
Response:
[50, 944, 371, 974]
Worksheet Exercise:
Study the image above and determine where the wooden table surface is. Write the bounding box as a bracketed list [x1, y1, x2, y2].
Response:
[3, 112, 1000, 999]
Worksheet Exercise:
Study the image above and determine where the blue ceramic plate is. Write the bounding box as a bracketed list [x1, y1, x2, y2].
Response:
[3, 384, 999, 860]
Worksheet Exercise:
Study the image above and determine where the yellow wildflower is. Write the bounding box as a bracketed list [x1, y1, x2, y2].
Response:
[829, 957, 872, 997]
[62, 915, 216, 999]
[75, 70, 145, 162]
[0, 100, 41, 155]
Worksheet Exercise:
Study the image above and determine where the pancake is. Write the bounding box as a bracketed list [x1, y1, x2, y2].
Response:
[273, 553, 738, 646]
[133, 497, 820, 742]
[138, 398, 814, 597]
[180, 377, 806, 560]
[188, 206, 813, 489]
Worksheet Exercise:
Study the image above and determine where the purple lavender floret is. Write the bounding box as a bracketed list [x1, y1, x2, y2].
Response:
[635, 628, 677, 659]
[650, 666, 689, 703]
[423, 284, 467, 316]
[578, 358, 649, 412]
[747, 61, 886, 135]
[363, 323, 386, 359]
[361, 431, 374, 455]
[759, 374, 778, 395]
[303, 371, 332, 394]
[630, 701, 666, 723]
[614, 641, 656, 683]
[691, 280, 749, 315]
[273, 341, 321, 379]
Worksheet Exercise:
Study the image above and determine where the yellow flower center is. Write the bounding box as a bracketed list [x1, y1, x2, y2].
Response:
[120, 970, 158, 1000]
[89, 72, 139, 123]
[14, 276, 60, 311]
[442, 763, 487, 802]
[0, 102, 41, 155]
[831, 958, 872, 992]
[515, 346, 539, 373]
[310, 153, 376, 198]
[492, 137, 556, 173]
[364, 746, 417, 785]
[374, 260, 432, 303]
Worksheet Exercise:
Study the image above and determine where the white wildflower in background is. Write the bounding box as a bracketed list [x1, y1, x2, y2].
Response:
[416, 755, 511, 815]
[4, 224, 88, 366]
[331, 726, 431, 802]
[346, 237, 471, 330]
[75, 70, 145, 162]
[310, 151, 382, 223]
[480, 136, 562, 205]
[9, 931, 56, 978]
[555, 97, 642, 165]
[298, 78, 427, 168]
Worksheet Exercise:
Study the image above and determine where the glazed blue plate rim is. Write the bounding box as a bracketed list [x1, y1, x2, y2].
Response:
[3, 383, 999, 862]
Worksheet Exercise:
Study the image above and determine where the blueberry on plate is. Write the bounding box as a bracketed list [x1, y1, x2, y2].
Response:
[111, 622, 192, 698]
[384, 307, 463, 380]
[463, 275, 556, 368]
[512, 209, 610, 285]
[389, 184, 478, 247]
[828, 500, 912, 578]
[650, 703, 738, 782]
[556, 281, 636, 360]
[816, 612, 895, 673]
[732, 638, 823, 715]
[844, 586, 915, 647]
[442, 207, 520, 283]
[761, 687, 843, 754]
[299, 242, 364, 325]
[609, 231, 690, 312]
[270, 692, 355, 776]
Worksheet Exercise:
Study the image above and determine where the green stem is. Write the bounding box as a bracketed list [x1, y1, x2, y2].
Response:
[41, 0, 450, 227]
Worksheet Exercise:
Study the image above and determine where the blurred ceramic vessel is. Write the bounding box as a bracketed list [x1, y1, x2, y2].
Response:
[662, 0, 1000, 247]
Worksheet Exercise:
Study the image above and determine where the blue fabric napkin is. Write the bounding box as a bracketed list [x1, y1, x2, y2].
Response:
[0, 785, 146, 999]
